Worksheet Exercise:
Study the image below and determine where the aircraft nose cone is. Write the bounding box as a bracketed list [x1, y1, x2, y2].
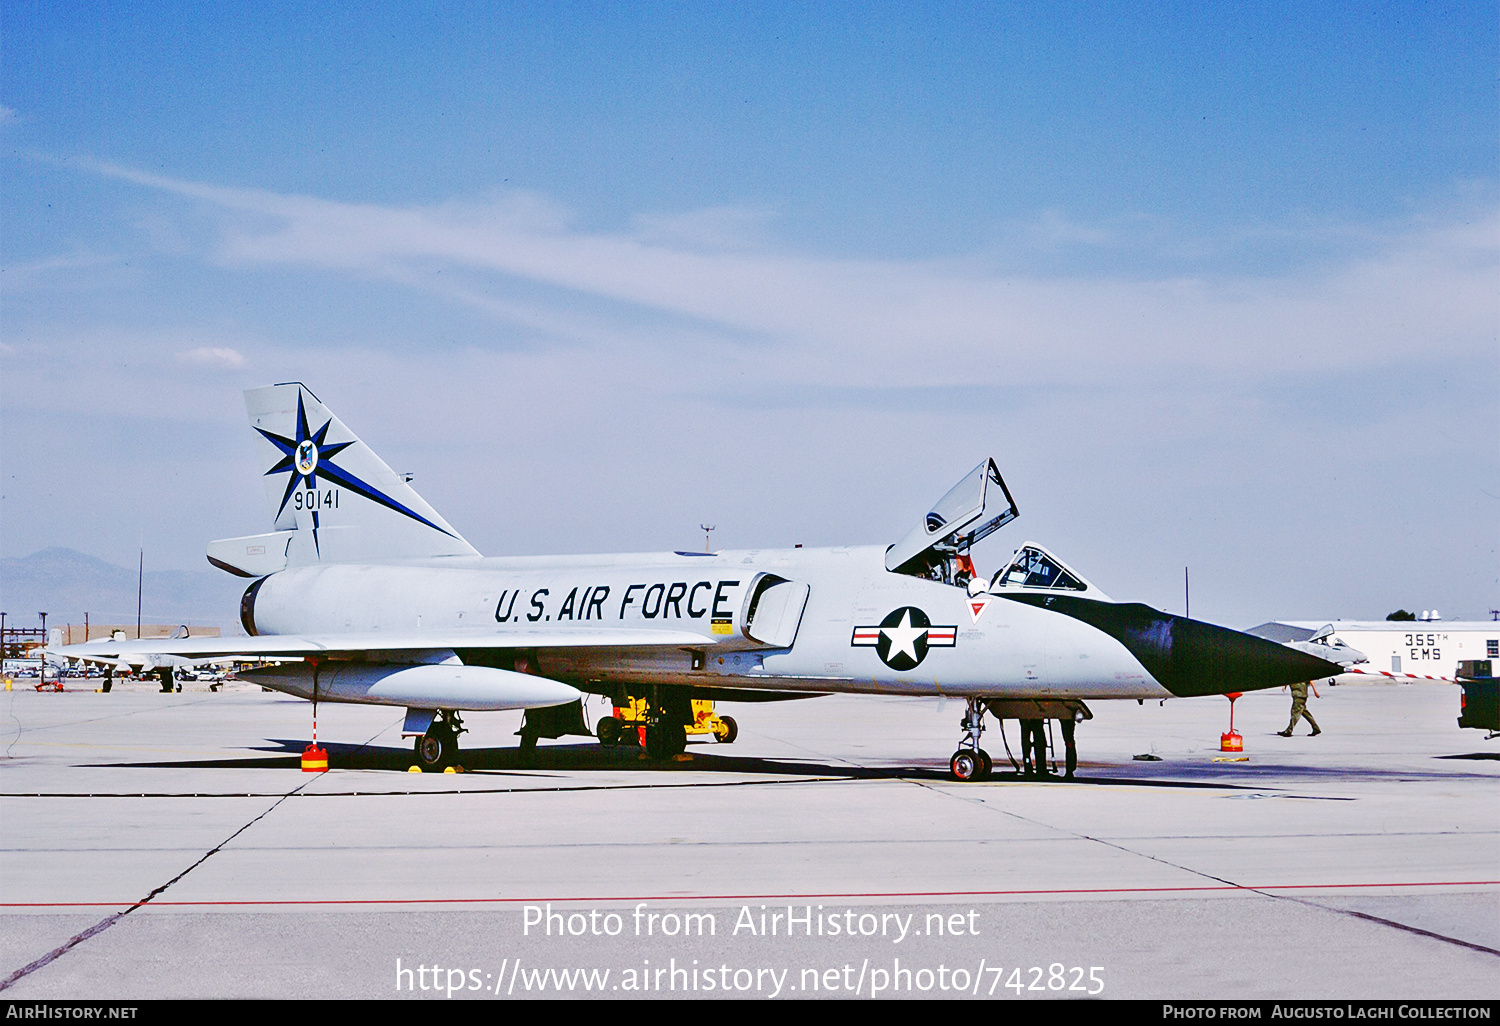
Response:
[1115, 609, 1346, 697]
[999, 594, 1345, 697]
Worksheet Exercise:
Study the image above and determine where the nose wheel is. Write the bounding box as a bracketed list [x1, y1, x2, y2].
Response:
[949, 747, 992, 781]
[948, 698, 992, 781]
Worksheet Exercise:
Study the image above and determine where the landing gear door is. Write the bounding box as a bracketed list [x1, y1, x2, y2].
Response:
[884, 458, 1019, 573]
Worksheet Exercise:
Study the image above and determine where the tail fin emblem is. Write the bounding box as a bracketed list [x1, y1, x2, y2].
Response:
[295, 439, 319, 476]
[256, 389, 458, 538]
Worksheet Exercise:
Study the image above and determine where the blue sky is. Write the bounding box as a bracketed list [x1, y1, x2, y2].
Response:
[2, 2, 1496, 626]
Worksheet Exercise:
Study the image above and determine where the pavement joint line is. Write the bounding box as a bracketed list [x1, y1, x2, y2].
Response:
[914, 779, 1500, 958]
[0, 711, 402, 993]
[8, 829, 1491, 857]
[0, 780, 313, 992]
[1076, 837, 1500, 958]
[1266, 893, 1500, 958]
[4, 880, 1496, 909]
[2, 692, 20, 760]
[6, 770, 1491, 799]
[0, 776, 856, 799]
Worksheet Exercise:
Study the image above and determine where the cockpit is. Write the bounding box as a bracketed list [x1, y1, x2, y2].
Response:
[885, 458, 1018, 583]
[885, 458, 1107, 599]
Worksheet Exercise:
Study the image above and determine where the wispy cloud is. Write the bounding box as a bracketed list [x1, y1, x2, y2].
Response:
[630, 205, 778, 252]
[0, 252, 125, 291]
[81, 160, 1499, 391]
[180, 346, 248, 369]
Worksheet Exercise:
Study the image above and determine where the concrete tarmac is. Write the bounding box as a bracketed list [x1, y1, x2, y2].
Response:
[1, 679, 1495, 999]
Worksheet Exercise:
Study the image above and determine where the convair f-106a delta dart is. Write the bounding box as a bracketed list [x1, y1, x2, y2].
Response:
[53, 383, 1343, 779]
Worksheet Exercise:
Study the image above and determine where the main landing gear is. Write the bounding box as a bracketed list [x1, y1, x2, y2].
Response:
[596, 694, 736, 757]
[414, 710, 465, 771]
[595, 708, 688, 759]
[644, 720, 687, 760]
[949, 698, 993, 781]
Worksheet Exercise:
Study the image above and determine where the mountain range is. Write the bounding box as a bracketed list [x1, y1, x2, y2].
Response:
[0, 548, 248, 634]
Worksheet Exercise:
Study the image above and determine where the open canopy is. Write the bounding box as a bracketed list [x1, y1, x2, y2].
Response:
[885, 458, 1019, 573]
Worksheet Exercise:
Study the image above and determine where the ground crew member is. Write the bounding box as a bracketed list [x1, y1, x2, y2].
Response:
[1278, 680, 1321, 737]
[1060, 716, 1077, 779]
[1021, 718, 1047, 777]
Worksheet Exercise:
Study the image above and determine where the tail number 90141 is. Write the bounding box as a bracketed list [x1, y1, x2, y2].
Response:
[294, 489, 340, 511]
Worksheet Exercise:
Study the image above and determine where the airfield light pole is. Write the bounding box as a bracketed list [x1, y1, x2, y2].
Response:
[38, 612, 47, 681]
[701, 524, 716, 553]
[137, 548, 144, 639]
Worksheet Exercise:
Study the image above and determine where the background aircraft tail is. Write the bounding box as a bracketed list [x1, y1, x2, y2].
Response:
[208, 383, 479, 575]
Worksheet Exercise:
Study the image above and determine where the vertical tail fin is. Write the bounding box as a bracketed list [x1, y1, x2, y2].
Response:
[239, 382, 479, 566]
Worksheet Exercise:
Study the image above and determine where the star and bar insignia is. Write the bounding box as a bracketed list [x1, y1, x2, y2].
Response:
[851, 606, 957, 671]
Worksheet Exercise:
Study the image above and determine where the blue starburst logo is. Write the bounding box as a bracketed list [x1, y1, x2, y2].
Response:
[256, 390, 458, 549]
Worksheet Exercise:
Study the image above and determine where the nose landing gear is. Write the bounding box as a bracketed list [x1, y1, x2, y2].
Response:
[948, 698, 992, 781]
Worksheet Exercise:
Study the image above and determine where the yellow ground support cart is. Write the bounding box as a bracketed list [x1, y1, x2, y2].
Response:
[596, 695, 737, 748]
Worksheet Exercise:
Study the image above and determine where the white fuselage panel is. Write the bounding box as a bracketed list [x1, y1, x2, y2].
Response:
[247, 546, 1172, 701]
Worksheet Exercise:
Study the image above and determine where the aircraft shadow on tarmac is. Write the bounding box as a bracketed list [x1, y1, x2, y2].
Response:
[110, 739, 955, 780]
[94, 738, 1496, 789]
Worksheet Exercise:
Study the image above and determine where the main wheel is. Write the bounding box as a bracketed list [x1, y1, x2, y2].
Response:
[949, 750, 981, 782]
[645, 722, 686, 759]
[415, 726, 453, 771]
[596, 716, 621, 746]
[713, 715, 738, 744]
[977, 748, 993, 779]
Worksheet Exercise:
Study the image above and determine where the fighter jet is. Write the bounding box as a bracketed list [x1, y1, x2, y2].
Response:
[53, 383, 1343, 778]
[49, 626, 236, 692]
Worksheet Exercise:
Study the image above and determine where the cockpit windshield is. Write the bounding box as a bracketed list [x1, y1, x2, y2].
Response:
[991, 545, 1088, 592]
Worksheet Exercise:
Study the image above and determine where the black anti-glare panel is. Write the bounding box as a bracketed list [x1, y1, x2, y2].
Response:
[997, 593, 1346, 697]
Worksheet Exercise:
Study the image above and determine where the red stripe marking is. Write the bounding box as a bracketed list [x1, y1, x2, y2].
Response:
[1347, 668, 1456, 682]
[7, 880, 1494, 908]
